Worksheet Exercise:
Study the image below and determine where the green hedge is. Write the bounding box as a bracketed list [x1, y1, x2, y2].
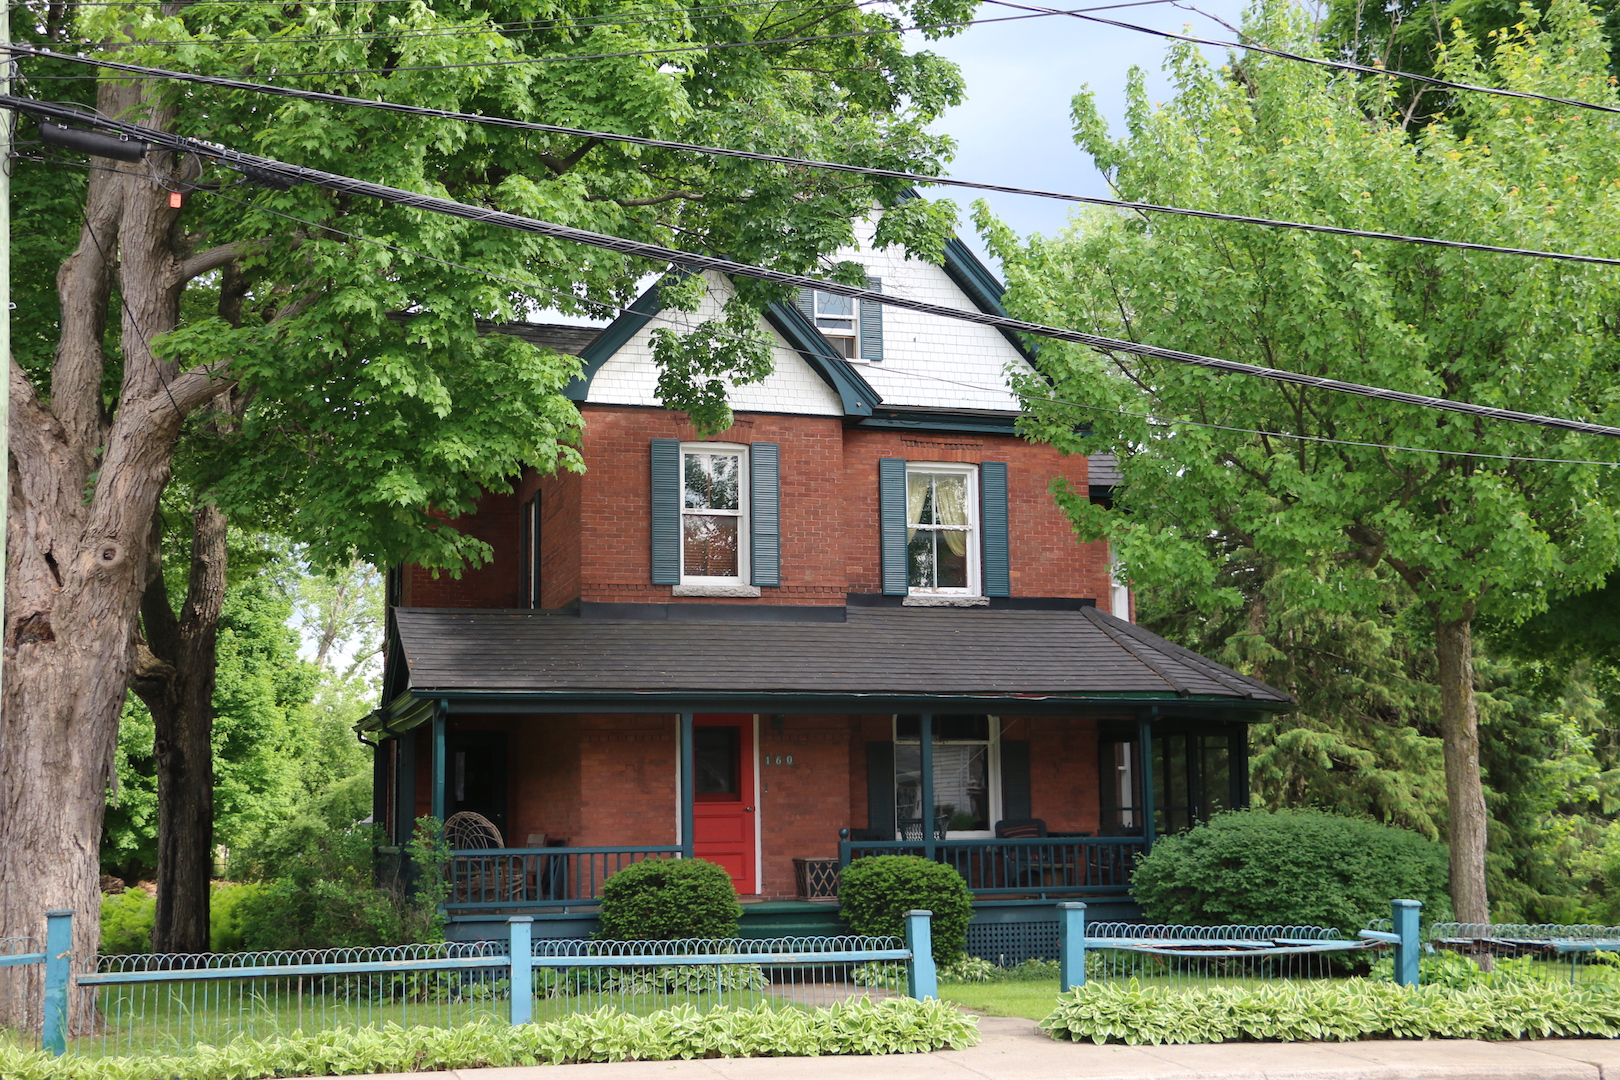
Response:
[839, 856, 973, 966]
[1041, 980, 1620, 1044]
[597, 858, 743, 941]
[1129, 808, 1452, 933]
[0, 1000, 977, 1080]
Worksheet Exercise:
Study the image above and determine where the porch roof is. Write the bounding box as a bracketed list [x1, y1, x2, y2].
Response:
[382, 604, 1291, 719]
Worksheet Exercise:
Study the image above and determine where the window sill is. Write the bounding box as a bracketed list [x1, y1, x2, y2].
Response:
[902, 595, 988, 607]
[673, 583, 762, 598]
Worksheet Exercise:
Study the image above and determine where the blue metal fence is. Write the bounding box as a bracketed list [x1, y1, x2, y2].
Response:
[66, 911, 933, 1058]
[1420, 919, 1620, 987]
[0, 910, 72, 1054]
[1048, 900, 1419, 991]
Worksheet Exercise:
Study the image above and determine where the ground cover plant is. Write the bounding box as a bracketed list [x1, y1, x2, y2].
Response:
[0, 998, 977, 1079]
[1041, 980, 1620, 1043]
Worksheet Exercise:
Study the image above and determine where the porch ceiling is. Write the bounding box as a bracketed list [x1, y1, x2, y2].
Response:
[387, 605, 1291, 713]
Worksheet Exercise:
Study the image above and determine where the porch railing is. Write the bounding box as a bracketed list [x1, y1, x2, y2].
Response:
[447, 846, 680, 910]
[838, 836, 1146, 896]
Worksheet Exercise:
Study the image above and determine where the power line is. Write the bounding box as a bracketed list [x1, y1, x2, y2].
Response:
[13, 95, 1619, 438]
[983, 0, 1620, 118]
[20, 43, 1620, 271]
[33, 148, 1614, 468]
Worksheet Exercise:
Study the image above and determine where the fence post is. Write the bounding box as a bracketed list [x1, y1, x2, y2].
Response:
[904, 909, 936, 1000]
[1058, 902, 1087, 991]
[1392, 899, 1421, 988]
[508, 916, 534, 1025]
[42, 909, 72, 1056]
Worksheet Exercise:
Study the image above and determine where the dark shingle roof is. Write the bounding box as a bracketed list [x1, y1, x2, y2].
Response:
[391, 605, 1289, 706]
[477, 320, 604, 357]
[1089, 453, 1123, 489]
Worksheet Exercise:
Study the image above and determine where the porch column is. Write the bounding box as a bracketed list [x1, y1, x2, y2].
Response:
[919, 713, 935, 861]
[1137, 715, 1156, 850]
[678, 713, 695, 858]
[431, 702, 447, 824]
[395, 732, 417, 845]
[1233, 721, 1251, 808]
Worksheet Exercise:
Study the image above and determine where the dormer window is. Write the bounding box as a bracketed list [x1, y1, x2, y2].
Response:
[795, 280, 883, 362]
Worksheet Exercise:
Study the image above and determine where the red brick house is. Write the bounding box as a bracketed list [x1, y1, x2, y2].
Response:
[363, 227, 1291, 950]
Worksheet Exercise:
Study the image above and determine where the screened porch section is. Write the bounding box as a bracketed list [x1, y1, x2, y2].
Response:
[835, 714, 1248, 900]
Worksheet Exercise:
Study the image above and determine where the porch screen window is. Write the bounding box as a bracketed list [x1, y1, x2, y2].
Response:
[682, 447, 746, 581]
[894, 715, 996, 837]
[906, 467, 976, 594]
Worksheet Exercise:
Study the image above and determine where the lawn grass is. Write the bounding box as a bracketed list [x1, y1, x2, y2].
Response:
[938, 979, 1060, 1021]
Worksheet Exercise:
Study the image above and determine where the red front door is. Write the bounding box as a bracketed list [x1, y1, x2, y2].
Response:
[692, 714, 757, 894]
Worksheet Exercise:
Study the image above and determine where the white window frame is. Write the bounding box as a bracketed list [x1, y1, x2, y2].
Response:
[905, 463, 980, 597]
[680, 442, 749, 585]
[892, 715, 1001, 840]
[812, 290, 864, 360]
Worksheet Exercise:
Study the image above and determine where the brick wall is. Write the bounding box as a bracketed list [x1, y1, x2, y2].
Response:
[840, 428, 1107, 599]
[403, 406, 1111, 608]
[758, 715, 855, 899]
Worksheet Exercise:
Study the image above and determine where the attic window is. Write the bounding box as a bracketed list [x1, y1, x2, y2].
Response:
[814, 292, 858, 358]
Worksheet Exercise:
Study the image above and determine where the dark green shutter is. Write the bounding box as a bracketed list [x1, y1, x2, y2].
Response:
[859, 277, 883, 361]
[795, 287, 815, 319]
[750, 442, 780, 587]
[879, 457, 908, 595]
[650, 439, 681, 584]
[1000, 740, 1031, 822]
[981, 461, 1010, 597]
[866, 741, 896, 837]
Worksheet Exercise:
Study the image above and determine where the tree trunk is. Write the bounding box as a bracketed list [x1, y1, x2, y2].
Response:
[1436, 613, 1490, 925]
[0, 65, 219, 1028]
[133, 500, 230, 954]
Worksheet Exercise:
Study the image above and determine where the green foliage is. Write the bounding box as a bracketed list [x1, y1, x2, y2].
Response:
[1040, 979, 1620, 1044]
[227, 801, 446, 950]
[596, 858, 742, 941]
[987, 0, 1620, 919]
[1130, 809, 1452, 933]
[937, 955, 1061, 983]
[0, 1000, 978, 1079]
[838, 856, 973, 965]
[99, 890, 158, 955]
[98, 883, 273, 955]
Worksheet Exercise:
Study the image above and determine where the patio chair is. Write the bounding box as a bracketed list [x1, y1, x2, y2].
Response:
[994, 818, 1050, 888]
[445, 812, 520, 902]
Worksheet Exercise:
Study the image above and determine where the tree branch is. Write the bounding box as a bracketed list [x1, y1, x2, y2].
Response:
[610, 190, 707, 208]
[538, 137, 602, 177]
[172, 239, 267, 287]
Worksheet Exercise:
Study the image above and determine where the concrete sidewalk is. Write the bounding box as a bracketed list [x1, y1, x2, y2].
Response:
[306, 1016, 1620, 1080]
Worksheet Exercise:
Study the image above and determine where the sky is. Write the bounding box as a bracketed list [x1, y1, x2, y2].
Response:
[917, 0, 1249, 268]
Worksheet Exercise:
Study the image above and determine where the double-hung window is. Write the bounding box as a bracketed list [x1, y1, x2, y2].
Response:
[813, 291, 859, 359]
[681, 444, 748, 582]
[906, 464, 978, 594]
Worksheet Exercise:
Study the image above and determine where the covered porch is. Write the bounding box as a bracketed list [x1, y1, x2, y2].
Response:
[367, 603, 1290, 937]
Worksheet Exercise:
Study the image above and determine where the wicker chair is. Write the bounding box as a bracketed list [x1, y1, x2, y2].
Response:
[445, 812, 521, 902]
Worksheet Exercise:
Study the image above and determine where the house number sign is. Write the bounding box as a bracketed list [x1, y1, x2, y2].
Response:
[764, 755, 793, 766]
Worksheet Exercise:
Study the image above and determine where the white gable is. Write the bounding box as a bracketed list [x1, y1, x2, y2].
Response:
[583, 220, 1032, 417]
[837, 218, 1032, 413]
[585, 271, 844, 416]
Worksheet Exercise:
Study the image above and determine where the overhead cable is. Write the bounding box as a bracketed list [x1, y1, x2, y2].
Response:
[17, 43, 1620, 270]
[982, 0, 1620, 117]
[29, 146, 1617, 465]
[30, 91, 1620, 438]
[12, 94, 1620, 438]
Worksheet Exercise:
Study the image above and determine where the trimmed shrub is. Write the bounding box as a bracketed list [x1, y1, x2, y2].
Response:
[839, 855, 973, 965]
[1129, 808, 1452, 934]
[597, 857, 742, 941]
